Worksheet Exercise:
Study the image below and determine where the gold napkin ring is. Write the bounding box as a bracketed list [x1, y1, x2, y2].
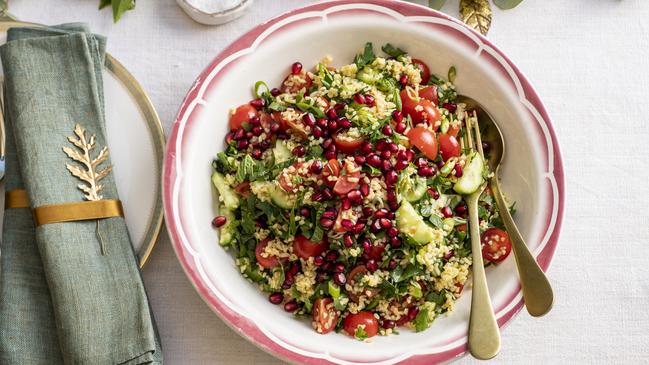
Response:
[33, 200, 124, 226]
[5, 189, 30, 209]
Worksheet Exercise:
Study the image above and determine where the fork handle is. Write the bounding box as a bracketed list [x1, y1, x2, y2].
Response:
[467, 195, 500, 360]
[490, 171, 554, 317]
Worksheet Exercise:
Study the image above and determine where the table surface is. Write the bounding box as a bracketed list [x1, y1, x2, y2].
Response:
[7, 0, 649, 363]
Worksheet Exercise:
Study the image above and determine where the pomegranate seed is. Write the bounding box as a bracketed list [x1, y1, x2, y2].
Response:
[376, 139, 387, 151]
[388, 259, 398, 270]
[282, 276, 294, 289]
[310, 160, 323, 174]
[415, 158, 428, 168]
[366, 259, 378, 272]
[303, 113, 316, 126]
[370, 219, 382, 233]
[334, 102, 347, 111]
[454, 164, 463, 177]
[360, 183, 370, 197]
[347, 190, 362, 201]
[354, 93, 366, 104]
[354, 155, 366, 165]
[455, 204, 467, 214]
[312, 192, 325, 202]
[225, 131, 235, 144]
[245, 131, 254, 139]
[379, 218, 392, 229]
[322, 188, 333, 200]
[442, 102, 457, 113]
[381, 160, 393, 172]
[362, 207, 374, 217]
[322, 208, 337, 219]
[418, 166, 434, 176]
[251, 148, 263, 160]
[374, 209, 389, 219]
[317, 118, 328, 129]
[234, 129, 245, 140]
[387, 227, 399, 237]
[333, 272, 347, 286]
[324, 149, 337, 160]
[334, 263, 346, 273]
[326, 108, 337, 120]
[316, 272, 328, 283]
[341, 219, 354, 231]
[337, 118, 352, 129]
[390, 237, 401, 248]
[395, 122, 406, 133]
[382, 124, 393, 136]
[320, 217, 334, 228]
[396, 150, 407, 160]
[399, 74, 408, 86]
[252, 126, 263, 136]
[250, 98, 265, 109]
[300, 207, 311, 217]
[326, 250, 339, 261]
[312, 126, 323, 138]
[360, 238, 372, 252]
[343, 234, 354, 248]
[361, 142, 373, 154]
[270, 87, 281, 96]
[284, 300, 299, 312]
[249, 115, 261, 125]
[288, 263, 300, 275]
[406, 150, 415, 161]
[212, 216, 227, 228]
[342, 198, 352, 210]
[435, 160, 445, 168]
[392, 110, 403, 123]
[321, 262, 332, 272]
[353, 223, 365, 234]
[328, 120, 339, 132]
[394, 159, 408, 171]
[292, 146, 306, 157]
[321, 139, 332, 149]
[260, 140, 271, 150]
[381, 150, 392, 160]
[270, 122, 281, 133]
[291, 62, 303, 75]
[388, 143, 399, 153]
[441, 206, 453, 218]
[269, 292, 284, 305]
[367, 154, 382, 168]
[388, 211, 395, 219]
[407, 307, 419, 320]
[314, 256, 325, 266]
[382, 319, 396, 329]
[444, 250, 455, 260]
[428, 188, 440, 200]
[364, 94, 375, 106]
[386, 170, 398, 186]
[236, 140, 249, 150]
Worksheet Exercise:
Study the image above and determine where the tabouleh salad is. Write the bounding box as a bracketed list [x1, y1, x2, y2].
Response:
[210, 42, 513, 340]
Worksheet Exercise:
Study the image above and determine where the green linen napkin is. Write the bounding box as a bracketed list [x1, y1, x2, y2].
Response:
[0, 24, 162, 364]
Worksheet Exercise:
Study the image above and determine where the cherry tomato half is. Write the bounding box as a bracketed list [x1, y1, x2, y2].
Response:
[411, 58, 431, 85]
[312, 298, 339, 334]
[333, 133, 365, 154]
[229, 104, 259, 130]
[293, 234, 329, 259]
[400, 89, 441, 126]
[255, 238, 284, 269]
[406, 126, 439, 160]
[343, 311, 379, 339]
[321, 159, 341, 188]
[333, 160, 361, 196]
[438, 134, 461, 161]
[418, 85, 438, 105]
[346, 265, 380, 302]
[481, 228, 512, 263]
[279, 162, 309, 193]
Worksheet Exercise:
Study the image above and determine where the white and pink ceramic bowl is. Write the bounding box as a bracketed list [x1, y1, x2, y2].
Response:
[163, 1, 565, 363]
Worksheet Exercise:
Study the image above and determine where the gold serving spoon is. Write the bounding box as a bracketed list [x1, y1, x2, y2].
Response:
[458, 95, 554, 317]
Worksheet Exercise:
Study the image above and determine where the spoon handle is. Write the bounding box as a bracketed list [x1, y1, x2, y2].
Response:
[467, 192, 500, 360]
[490, 171, 553, 317]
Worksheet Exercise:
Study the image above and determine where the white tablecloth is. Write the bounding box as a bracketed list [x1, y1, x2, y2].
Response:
[8, 0, 649, 363]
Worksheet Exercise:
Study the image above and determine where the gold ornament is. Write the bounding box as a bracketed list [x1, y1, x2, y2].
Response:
[63, 123, 112, 201]
[460, 0, 493, 36]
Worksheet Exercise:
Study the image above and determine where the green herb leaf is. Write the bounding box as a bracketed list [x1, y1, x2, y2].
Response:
[393, 87, 402, 111]
[414, 307, 432, 332]
[268, 101, 287, 112]
[111, 0, 135, 23]
[354, 42, 376, 69]
[381, 43, 407, 59]
[426, 290, 447, 306]
[429, 214, 444, 229]
[99, 0, 112, 9]
[391, 264, 421, 283]
[428, 0, 447, 10]
[493, 0, 523, 10]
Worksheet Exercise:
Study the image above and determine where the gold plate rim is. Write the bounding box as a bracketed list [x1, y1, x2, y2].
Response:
[0, 20, 166, 268]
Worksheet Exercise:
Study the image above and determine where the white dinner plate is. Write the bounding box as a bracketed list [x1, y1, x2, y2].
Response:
[0, 20, 165, 267]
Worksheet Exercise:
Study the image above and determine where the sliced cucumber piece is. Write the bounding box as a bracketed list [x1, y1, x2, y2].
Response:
[218, 206, 236, 246]
[396, 200, 437, 245]
[211, 172, 240, 210]
[273, 140, 292, 164]
[454, 153, 485, 195]
[357, 66, 382, 85]
[400, 175, 428, 202]
[270, 184, 296, 209]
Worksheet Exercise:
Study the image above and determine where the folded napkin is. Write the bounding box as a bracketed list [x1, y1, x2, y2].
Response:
[0, 24, 162, 364]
